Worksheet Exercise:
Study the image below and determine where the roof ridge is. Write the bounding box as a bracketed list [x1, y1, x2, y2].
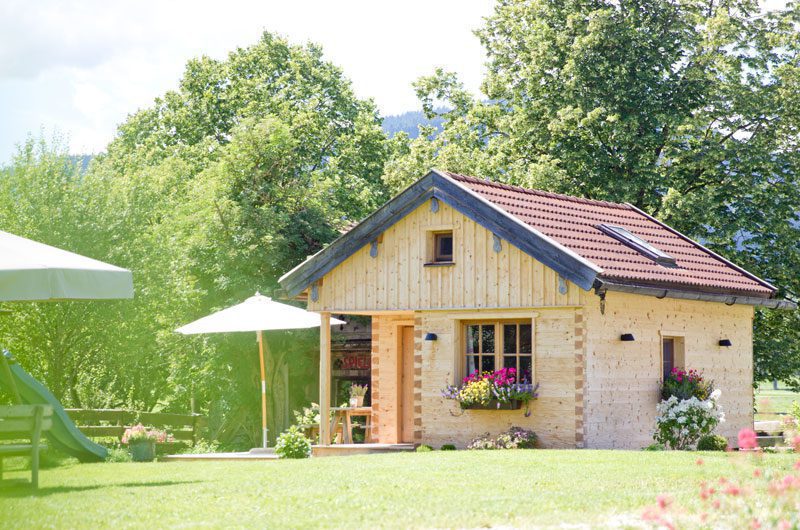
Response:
[441, 171, 632, 211]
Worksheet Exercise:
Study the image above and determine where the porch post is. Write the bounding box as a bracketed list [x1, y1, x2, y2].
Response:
[319, 312, 332, 445]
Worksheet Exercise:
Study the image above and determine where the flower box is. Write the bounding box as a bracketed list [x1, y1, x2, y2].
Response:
[461, 399, 522, 411]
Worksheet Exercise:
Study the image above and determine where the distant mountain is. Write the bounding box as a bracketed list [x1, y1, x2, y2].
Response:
[381, 110, 445, 139]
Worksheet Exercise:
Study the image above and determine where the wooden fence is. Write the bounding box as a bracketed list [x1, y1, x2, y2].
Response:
[66, 409, 206, 446]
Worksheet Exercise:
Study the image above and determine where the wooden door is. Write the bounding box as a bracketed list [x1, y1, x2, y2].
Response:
[399, 326, 415, 443]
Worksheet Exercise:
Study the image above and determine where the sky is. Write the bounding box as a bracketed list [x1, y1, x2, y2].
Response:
[0, 0, 494, 163]
[0, 1, 790, 164]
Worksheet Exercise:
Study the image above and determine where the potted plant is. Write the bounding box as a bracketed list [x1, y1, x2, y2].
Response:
[121, 424, 170, 462]
[441, 368, 538, 412]
[350, 384, 368, 407]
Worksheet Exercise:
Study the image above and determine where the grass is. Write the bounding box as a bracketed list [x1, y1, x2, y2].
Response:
[754, 381, 800, 421]
[1, 450, 798, 528]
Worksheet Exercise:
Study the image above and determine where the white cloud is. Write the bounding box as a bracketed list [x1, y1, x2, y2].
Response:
[0, 0, 493, 161]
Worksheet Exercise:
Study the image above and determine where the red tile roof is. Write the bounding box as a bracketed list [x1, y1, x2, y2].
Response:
[444, 172, 775, 297]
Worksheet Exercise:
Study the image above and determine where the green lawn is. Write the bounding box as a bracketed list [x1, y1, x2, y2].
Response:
[1, 451, 798, 528]
[755, 382, 800, 421]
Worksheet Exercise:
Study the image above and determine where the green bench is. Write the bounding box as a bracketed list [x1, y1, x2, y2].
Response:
[0, 404, 53, 489]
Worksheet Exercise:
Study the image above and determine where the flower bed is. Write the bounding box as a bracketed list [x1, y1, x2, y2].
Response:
[442, 368, 538, 411]
[653, 368, 725, 450]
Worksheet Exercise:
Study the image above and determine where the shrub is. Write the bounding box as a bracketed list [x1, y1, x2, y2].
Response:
[440, 444, 457, 451]
[697, 434, 728, 451]
[467, 427, 537, 450]
[643, 443, 665, 451]
[121, 424, 172, 444]
[416, 444, 434, 452]
[106, 447, 133, 463]
[275, 426, 311, 459]
[661, 368, 713, 401]
[293, 403, 320, 428]
[180, 439, 220, 454]
[654, 390, 725, 450]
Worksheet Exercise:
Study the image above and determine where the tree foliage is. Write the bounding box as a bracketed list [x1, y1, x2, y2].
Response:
[0, 32, 390, 446]
[386, 0, 800, 388]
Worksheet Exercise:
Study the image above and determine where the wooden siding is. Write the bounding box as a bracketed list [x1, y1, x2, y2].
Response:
[417, 308, 579, 449]
[307, 201, 584, 313]
[582, 291, 754, 449]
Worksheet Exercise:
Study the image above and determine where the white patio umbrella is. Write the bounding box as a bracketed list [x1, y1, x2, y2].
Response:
[0, 230, 134, 301]
[0, 229, 134, 404]
[175, 292, 344, 449]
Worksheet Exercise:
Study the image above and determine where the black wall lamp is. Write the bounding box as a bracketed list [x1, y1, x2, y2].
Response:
[424, 333, 438, 341]
[718, 339, 732, 347]
[620, 333, 635, 342]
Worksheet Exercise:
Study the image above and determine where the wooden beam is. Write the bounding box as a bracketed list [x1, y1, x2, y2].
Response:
[319, 312, 332, 446]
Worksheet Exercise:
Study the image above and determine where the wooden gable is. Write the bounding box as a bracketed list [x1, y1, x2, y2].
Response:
[306, 200, 583, 312]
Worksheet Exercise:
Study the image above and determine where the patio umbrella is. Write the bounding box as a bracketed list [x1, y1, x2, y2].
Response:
[175, 293, 344, 449]
[0, 229, 134, 405]
[0, 230, 134, 301]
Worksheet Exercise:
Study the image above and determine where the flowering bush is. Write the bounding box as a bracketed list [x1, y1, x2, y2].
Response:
[467, 427, 537, 450]
[275, 425, 311, 459]
[642, 429, 800, 529]
[121, 424, 171, 445]
[661, 367, 713, 401]
[654, 389, 725, 450]
[442, 368, 538, 409]
[293, 403, 321, 427]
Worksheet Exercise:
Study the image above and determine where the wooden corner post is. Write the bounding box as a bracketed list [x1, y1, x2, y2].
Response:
[319, 312, 332, 446]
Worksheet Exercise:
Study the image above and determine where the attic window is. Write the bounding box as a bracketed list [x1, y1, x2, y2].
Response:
[598, 224, 677, 267]
[434, 231, 453, 262]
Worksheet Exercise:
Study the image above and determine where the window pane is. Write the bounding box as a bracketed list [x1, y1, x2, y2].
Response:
[503, 356, 517, 370]
[662, 338, 674, 381]
[467, 325, 480, 354]
[520, 357, 532, 383]
[466, 355, 480, 376]
[481, 325, 495, 354]
[519, 325, 532, 354]
[439, 235, 453, 256]
[481, 356, 495, 372]
[503, 324, 517, 354]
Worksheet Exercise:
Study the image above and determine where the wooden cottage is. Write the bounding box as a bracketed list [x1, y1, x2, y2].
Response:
[279, 170, 795, 449]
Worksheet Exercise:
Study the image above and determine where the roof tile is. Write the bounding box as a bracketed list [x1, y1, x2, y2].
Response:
[444, 171, 774, 297]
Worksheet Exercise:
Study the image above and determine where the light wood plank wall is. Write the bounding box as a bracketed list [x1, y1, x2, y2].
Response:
[582, 291, 754, 449]
[307, 201, 583, 312]
[417, 308, 579, 449]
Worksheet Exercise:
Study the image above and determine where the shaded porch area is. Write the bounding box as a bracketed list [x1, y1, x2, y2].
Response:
[318, 311, 419, 448]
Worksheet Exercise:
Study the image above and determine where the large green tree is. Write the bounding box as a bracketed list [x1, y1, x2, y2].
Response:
[386, 0, 800, 388]
[0, 32, 391, 446]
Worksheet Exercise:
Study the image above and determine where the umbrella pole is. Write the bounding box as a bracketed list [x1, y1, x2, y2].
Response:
[257, 330, 268, 448]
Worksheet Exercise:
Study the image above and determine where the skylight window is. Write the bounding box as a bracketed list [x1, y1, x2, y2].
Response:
[598, 224, 677, 267]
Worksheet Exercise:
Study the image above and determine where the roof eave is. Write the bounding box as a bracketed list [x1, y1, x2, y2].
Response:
[595, 279, 797, 310]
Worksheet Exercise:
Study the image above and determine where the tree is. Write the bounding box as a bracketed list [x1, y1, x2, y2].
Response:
[92, 31, 390, 443]
[386, 0, 800, 388]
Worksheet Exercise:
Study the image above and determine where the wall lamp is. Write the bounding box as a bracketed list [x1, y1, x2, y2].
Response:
[620, 333, 635, 342]
[718, 339, 732, 347]
[424, 333, 438, 341]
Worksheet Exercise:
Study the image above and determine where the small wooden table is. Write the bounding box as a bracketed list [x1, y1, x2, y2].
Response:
[329, 406, 372, 444]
